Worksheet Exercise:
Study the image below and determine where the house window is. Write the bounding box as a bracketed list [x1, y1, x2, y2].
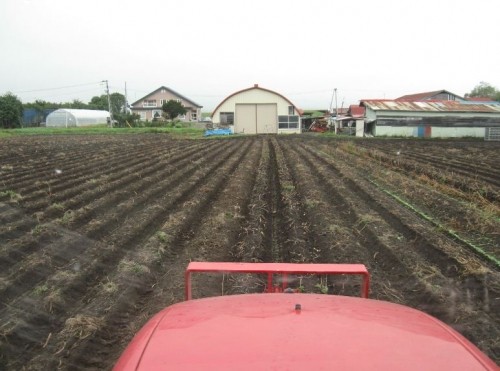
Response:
[220, 112, 234, 125]
[191, 112, 197, 121]
[139, 111, 146, 120]
[160, 99, 166, 105]
[161, 89, 166, 93]
[288, 106, 294, 115]
[152, 110, 162, 120]
[278, 115, 299, 129]
[143, 99, 157, 107]
[176, 99, 182, 104]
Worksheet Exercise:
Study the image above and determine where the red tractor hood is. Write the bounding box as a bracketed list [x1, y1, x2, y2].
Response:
[114, 293, 498, 370]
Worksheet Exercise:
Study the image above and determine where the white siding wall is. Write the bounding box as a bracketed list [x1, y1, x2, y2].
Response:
[431, 127, 485, 138]
[374, 126, 416, 137]
[374, 126, 486, 138]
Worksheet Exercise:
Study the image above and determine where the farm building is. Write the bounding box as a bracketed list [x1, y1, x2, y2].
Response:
[45, 109, 110, 127]
[396, 89, 466, 102]
[211, 84, 302, 134]
[359, 100, 500, 140]
[130, 86, 202, 122]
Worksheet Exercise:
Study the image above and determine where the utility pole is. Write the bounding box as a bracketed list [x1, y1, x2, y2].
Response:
[334, 88, 338, 134]
[334, 88, 338, 117]
[102, 80, 113, 127]
[124, 82, 128, 114]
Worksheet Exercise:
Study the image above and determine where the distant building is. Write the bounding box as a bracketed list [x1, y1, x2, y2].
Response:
[360, 99, 500, 140]
[211, 84, 302, 134]
[396, 90, 466, 102]
[131, 86, 202, 122]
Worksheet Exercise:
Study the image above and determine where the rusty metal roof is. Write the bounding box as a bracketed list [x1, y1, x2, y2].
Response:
[360, 100, 500, 113]
[348, 105, 365, 118]
[396, 90, 463, 101]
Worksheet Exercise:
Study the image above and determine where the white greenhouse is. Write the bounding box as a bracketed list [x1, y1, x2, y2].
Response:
[45, 109, 110, 127]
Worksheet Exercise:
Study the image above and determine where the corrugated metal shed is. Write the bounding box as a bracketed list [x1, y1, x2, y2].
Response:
[361, 100, 500, 113]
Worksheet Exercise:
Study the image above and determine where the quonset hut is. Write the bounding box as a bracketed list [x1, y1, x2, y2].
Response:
[45, 109, 110, 127]
[211, 84, 302, 134]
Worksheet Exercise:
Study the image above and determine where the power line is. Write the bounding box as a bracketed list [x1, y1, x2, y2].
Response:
[13, 82, 103, 94]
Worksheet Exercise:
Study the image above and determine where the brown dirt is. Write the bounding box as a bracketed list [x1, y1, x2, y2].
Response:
[0, 134, 499, 370]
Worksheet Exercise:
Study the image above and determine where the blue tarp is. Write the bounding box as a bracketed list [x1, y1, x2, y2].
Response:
[204, 128, 233, 137]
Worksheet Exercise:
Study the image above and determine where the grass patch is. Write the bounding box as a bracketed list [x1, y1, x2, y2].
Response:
[33, 283, 49, 296]
[31, 224, 48, 235]
[0, 126, 205, 139]
[0, 190, 22, 202]
[49, 202, 65, 211]
[59, 210, 75, 225]
[118, 259, 150, 275]
[155, 231, 169, 243]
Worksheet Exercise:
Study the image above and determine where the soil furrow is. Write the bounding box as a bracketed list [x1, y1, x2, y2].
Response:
[0, 135, 498, 368]
[27, 138, 257, 370]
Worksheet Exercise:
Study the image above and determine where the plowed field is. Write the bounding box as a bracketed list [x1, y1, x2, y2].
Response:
[1, 134, 499, 369]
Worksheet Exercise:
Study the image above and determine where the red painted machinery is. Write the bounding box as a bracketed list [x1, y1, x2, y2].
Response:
[309, 119, 329, 133]
[114, 262, 498, 370]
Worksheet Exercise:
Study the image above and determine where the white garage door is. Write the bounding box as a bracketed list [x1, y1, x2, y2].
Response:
[235, 104, 257, 134]
[235, 104, 277, 134]
[256, 104, 277, 134]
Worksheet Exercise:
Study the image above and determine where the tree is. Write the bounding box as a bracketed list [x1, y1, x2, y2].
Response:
[0, 92, 23, 128]
[88, 93, 125, 116]
[61, 99, 88, 109]
[89, 95, 108, 111]
[162, 100, 186, 120]
[113, 112, 140, 127]
[465, 82, 500, 101]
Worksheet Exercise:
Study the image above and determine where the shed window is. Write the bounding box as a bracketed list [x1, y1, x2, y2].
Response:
[220, 112, 234, 125]
[279, 115, 299, 129]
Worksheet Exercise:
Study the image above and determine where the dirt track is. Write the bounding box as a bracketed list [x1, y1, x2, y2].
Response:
[0, 134, 499, 369]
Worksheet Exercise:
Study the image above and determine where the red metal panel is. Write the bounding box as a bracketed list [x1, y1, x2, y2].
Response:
[185, 262, 370, 300]
[114, 294, 499, 371]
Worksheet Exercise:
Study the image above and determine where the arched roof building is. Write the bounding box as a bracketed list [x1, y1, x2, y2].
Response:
[212, 84, 302, 134]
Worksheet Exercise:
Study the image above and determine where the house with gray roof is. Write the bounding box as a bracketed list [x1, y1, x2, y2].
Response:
[131, 86, 202, 122]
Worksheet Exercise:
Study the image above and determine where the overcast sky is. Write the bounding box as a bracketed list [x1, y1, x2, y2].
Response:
[1, 0, 499, 111]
